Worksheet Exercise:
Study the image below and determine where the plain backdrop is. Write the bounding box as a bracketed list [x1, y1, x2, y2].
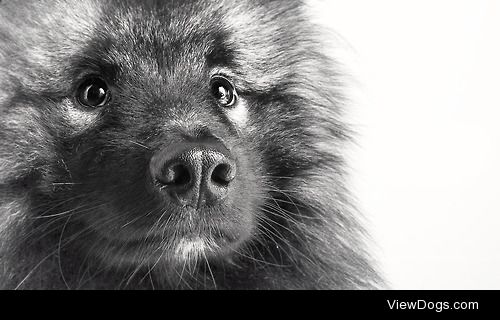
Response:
[309, 0, 500, 289]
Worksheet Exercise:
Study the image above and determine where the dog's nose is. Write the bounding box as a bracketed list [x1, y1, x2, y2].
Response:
[150, 142, 236, 207]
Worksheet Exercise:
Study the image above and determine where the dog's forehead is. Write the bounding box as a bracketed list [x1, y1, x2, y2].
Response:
[105, 5, 226, 56]
[96, 0, 307, 87]
[1, 0, 309, 92]
[72, 2, 235, 74]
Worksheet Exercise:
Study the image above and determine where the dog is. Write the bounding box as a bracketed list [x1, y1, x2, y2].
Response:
[0, 0, 382, 289]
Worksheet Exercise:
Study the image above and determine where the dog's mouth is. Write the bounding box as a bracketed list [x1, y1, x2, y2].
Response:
[83, 211, 252, 268]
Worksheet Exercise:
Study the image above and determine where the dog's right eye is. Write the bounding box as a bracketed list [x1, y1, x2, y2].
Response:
[76, 77, 111, 108]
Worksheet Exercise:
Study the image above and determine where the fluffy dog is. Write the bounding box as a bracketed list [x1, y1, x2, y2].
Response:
[0, 0, 382, 289]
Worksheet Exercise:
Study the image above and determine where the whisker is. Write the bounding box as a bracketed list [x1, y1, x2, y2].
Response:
[202, 250, 217, 289]
[128, 140, 151, 150]
[58, 214, 73, 290]
[52, 182, 83, 186]
[14, 249, 58, 290]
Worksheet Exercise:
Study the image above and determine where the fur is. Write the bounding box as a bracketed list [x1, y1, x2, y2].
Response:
[0, 0, 382, 289]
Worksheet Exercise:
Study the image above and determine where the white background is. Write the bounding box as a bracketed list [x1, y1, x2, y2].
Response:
[310, 0, 500, 289]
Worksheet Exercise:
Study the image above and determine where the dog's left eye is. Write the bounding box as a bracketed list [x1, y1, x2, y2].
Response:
[210, 75, 238, 107]
[76, 77, 111, 108]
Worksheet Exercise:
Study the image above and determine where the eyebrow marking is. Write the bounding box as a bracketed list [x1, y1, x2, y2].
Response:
[204, 31, 236, 68]
[225, 99, 249, 130]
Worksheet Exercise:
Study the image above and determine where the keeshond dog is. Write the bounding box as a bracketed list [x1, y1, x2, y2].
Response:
[0, 0, 382, 289]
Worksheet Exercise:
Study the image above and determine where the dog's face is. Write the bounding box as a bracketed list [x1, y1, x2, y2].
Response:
[53, 1, 271, 268]
[0, 0, 341, 274]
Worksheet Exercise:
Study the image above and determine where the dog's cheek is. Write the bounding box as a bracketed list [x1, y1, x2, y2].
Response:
[0, 104, 57, 186]
[0, 98, 98, 191]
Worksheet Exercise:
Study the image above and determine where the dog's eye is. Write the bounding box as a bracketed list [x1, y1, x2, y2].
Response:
[210, 76, 237, 107]
[76, 77, 110, 108]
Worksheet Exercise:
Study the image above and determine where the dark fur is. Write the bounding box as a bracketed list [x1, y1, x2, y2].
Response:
[0, 0, 382, 289]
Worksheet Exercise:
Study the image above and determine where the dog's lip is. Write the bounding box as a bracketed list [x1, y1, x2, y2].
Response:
[91, 228, 165, 246]
[93, 226, 234, 246]
[94, 230, 233, 259]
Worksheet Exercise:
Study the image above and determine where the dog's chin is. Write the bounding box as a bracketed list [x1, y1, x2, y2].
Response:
[82, 207, 255, 269]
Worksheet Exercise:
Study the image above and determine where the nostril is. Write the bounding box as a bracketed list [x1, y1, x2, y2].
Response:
[150, 143, 236, 207]
[161, 163, 191, 187]
[211, 163, 235, 186]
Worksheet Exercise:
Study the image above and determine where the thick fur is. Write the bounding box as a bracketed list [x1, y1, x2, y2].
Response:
[0, 0, 382, 289]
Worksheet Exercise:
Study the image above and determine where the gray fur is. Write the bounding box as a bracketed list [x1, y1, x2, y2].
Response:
[0, 0, 383, 289]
